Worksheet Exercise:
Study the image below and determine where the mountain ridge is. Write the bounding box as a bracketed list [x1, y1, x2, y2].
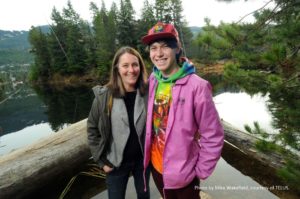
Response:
[0, 25, 201, 65]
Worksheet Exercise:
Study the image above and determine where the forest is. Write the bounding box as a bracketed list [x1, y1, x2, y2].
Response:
[27, 0, 299, 191]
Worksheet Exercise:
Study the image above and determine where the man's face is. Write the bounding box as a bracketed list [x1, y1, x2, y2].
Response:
[149, 41, 179, 77]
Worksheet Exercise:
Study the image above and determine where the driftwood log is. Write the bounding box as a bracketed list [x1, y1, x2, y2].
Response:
[0, 119, 296, 198]
[0, 119, 91, 199]
[221, 120, 289, 169]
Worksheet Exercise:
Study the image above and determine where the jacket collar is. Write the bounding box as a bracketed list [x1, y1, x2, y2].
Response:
[150, 72, 191, 85]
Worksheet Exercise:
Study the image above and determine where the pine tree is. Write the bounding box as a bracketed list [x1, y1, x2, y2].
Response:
[48, 7, 69, 74]
[28, 27, 51, 81]
[136, 0, 156, 57]
[107, 3, 118, 55]
[91, 0, 117, 81]
[155, 0, 172, 22]
[62, 1, 88, 74]
[117, 0, 136, 47]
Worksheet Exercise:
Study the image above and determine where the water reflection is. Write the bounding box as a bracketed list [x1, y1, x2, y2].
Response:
[203, 157, 279, 199]
[214, 92, 275, 133]
[0, 123, 53, 155]
[0, 85, 93, 155]
[32, 85, 93, 131]
[0, 86, 48, 136]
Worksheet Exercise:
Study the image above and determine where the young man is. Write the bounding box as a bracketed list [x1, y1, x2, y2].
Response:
[141, 22, 224, 199]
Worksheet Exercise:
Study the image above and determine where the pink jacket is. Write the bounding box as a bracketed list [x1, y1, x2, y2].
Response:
[144, 73, 224, 189]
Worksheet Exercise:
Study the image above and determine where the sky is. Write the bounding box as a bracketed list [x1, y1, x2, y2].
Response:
[0, 0, 274, 31]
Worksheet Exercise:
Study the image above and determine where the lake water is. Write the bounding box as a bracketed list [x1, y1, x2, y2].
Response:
[0, 84, 294, 198]
[0, 85, 93, 155]
[214, 92, 275, 133]
[0, 86, 274, 156]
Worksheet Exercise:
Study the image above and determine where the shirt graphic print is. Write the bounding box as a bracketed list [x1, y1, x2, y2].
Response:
[151, 82, 172, 173]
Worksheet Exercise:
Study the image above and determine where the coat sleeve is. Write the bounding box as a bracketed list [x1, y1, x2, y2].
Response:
[194, 81, 224, 180]
[87, 97, 106, 168]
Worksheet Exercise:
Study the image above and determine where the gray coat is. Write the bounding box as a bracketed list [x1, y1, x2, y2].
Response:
[87, 85, 147, 168]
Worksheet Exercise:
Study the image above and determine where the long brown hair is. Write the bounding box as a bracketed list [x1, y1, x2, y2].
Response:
[106, 46, 148, 97]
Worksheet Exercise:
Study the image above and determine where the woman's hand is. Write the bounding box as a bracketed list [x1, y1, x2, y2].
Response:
[103, 165, 114, 173]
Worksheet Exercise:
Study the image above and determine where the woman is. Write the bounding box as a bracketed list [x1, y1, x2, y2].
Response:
[87, 46, 150, 199]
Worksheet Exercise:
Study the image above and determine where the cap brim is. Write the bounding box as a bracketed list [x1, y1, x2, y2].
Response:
[141, 32, 176, 45]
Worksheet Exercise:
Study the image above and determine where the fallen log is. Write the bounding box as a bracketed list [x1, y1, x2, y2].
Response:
[0, 119, 297, 198]
[221, 120, 288, 169]
[0, 119, 91, 199]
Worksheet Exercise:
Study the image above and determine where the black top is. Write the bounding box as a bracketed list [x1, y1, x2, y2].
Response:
[122, 91, 143, 163]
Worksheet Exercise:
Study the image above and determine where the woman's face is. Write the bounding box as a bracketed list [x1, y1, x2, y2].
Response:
[118, 52, 141, 92]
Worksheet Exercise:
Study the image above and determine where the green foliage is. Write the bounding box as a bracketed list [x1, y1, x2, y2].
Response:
[0, 30, 33, 64]
[28, 27, 51, 79]
[220, 0, 300, 152]
[92, 0, 116, 76]
[0, 77, 4, 100]
[0, 50, 32, 65]
[28, 63, 40, 81]
[28, 0, 192, 83]
[136, 0, 156, 57]
[117, 0, 136, 47]
[224, 63, 270, 95]
[219, 0, 300, 190]
[244, 122, 281, 154]
[277, 159, 300, 191]
[266, 74, 283, 89]
[262, 44, 287, 65]
[244, 121, 270, 139]
[255, 140, 279, 153]
[0, 30, 30, 49]
[195, 31, 218, 63]
[244, 122, 285, 157]
[155, 0, 171, 22]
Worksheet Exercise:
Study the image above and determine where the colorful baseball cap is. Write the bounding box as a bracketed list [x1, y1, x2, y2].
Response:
[141, 22, 180, 45]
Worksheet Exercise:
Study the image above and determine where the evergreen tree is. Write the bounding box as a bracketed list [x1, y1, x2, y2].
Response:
[91, 1, 113, 81]
[28, 27, 51, 81]
[107, 3, 118, 55]
[62, 1, 88, 74]
[170, 0, 183, 26]
[155, 0, 172, 22]
[78, 17, 95, 70]
[220, 0, 300, 151]
[48, 7, 69, 74]
[136, 0, 156, 57]
[117, 0, 136, 47]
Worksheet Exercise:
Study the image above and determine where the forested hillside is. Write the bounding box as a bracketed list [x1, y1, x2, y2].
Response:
[0, 26, 51, 65]
[0, 30, 32, 64]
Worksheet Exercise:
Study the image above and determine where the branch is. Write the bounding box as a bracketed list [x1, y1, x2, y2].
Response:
[235, 0, 274, 24]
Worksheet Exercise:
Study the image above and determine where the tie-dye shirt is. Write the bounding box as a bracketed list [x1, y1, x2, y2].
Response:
[151, 81, 172, 173]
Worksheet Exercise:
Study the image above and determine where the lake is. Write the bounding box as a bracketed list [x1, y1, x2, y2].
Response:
[0, 84, 274, 155]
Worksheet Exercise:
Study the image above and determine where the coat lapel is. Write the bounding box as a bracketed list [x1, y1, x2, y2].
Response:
[134, 90, 146, 135]
[113, 97, 129, 126]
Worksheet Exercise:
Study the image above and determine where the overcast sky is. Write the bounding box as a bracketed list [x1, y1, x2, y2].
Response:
[0, 0, 274, 31]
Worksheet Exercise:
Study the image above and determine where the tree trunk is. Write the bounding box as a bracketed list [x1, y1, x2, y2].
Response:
[0, 119, 91, 199]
